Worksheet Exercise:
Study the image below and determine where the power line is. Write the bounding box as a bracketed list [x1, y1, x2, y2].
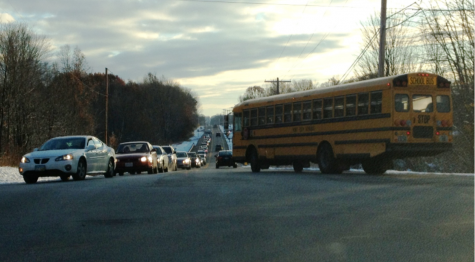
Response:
[178, 0, 413, 9]
[266, 0, 310, 81]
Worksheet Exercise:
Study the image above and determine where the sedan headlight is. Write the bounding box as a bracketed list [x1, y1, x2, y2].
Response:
[140, 156, 148, 162]
[21, 156, 30, 163]
[55, 154, 74, 161]
[184, 159, 190, 163]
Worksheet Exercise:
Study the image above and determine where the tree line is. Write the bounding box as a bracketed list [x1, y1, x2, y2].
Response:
[0, 23, 199, 165]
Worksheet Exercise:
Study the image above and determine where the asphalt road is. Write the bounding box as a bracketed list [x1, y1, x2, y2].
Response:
[0, 157, 473, 262]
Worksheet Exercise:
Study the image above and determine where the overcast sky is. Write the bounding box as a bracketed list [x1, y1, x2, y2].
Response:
[1, 0, 417, 116]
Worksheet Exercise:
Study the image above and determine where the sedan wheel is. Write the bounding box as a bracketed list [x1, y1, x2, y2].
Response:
[23, 174, 39, 184]
[72, 159, 87, 180]
[104, 159, 114, 178]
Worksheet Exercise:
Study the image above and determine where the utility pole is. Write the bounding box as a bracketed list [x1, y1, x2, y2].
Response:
[105, 68, 108, 144]
[265, 77, 291, 95]
[378, 0, 387, 77]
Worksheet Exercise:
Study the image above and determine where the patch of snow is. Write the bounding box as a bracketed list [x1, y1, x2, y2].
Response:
[0, 166, 65, 184]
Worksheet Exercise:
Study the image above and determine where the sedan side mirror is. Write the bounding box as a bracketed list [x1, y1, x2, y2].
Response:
[86, 144, 95, 151]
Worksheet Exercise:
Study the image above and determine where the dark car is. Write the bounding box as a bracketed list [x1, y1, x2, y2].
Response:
[216, 132, 221, 137]
[215, 150, 237, 168]
[215, 144, 222, 152]
[115, 141, 158, 175]
[188, 152, 201, 168]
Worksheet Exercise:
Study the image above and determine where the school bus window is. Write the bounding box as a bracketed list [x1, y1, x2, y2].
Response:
[334, 96, 344, 117]
[346, 95, 356, 116]
[266, 106, 274, 124]
[358, 93, 369, 115]
[275, 105, 283, 124]
[234, 113, 242, 131]
[243, 110, 250, 127]
[313, 99, 322, 119]
[293, 102, 302, 122]
[395, 94, 409, 112]
[302, 101, 311, 120]
[323, 98, 333, 119]
[370, 91, 382, 114]
[413, 95, 433, 113]
[284, 104, 292, 123]
[250, 108, 258, 126]
[258, 107, 266, 125]
[436, 95, 450, 113]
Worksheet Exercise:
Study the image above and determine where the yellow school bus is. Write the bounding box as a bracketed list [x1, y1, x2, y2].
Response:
[232, 73, 453, 174]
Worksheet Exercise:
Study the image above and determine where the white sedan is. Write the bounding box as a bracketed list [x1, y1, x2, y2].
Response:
[19, 135, 116, 184]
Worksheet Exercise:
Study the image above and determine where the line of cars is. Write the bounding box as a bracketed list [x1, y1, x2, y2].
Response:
[18, 136, 180, 184]
[18, 133, 234, 184]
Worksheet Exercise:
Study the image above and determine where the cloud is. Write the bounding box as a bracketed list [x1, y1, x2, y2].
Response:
[0, 0, 402, 115]
[0, 13, 14, 23]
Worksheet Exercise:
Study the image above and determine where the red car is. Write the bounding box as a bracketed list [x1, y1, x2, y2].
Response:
[115, 141, 159, 175]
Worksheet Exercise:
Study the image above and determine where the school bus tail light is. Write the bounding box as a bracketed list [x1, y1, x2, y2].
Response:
[437, 120, 452, 127]
[394, 119, 412, 127]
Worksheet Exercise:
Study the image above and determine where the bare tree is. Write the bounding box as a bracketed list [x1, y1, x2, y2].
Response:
[419, 0, 474, 172]
[354, 10, 423, 79]
[0, 23, 50, 161]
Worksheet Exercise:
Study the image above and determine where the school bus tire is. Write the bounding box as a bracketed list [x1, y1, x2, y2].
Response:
[362, 158, 391, 175]
[249, 149, 261, 173]
[317, 143, 342, 174]
[293, 161, 304, 173]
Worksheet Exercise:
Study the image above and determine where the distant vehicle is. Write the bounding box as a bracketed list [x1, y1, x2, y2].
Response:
[19, 135, 116, 184]
[115, 141, 158, 175]
[215, 150, 237, 168]
[197, 150, 207, 165]
[153, 145, 170, 172]
[215, 145, 222, 152]
[176, 151, 191, 170]
[216, 132, 221, 137]
[161, 145, 178, 171]
[188, 152, 201, 168]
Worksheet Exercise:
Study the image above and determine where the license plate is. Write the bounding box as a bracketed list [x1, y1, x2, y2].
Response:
[35, 165, 46, 171]
[397, 136, 407, 142]
[125, 162, 133, 167]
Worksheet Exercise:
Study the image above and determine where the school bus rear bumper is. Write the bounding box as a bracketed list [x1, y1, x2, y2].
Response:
[385, 142, 452, 158]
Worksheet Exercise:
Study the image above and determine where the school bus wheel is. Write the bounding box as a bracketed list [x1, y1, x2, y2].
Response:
[317, 143, 342, 174]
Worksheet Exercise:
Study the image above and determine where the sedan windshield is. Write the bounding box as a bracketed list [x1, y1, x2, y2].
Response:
[117, 143, 148, 153]
[176, 152, 187, 157]
[162, 147, 172, 154]
[40, 137, 86, 151]
[219, 151, 232, 156]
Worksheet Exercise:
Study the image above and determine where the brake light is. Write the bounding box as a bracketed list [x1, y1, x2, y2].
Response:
[417, 73, 430, 77]
[437, 120, 452, 127]
[395, 119, 412, 127]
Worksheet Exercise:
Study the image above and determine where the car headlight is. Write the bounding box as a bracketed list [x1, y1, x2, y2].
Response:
[148, 156, 153, 162]
[21, 156, 30, 163]
[55, 154, 74, 161]
[184, 159, 190, 163]
[140, 156, 147, 162]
